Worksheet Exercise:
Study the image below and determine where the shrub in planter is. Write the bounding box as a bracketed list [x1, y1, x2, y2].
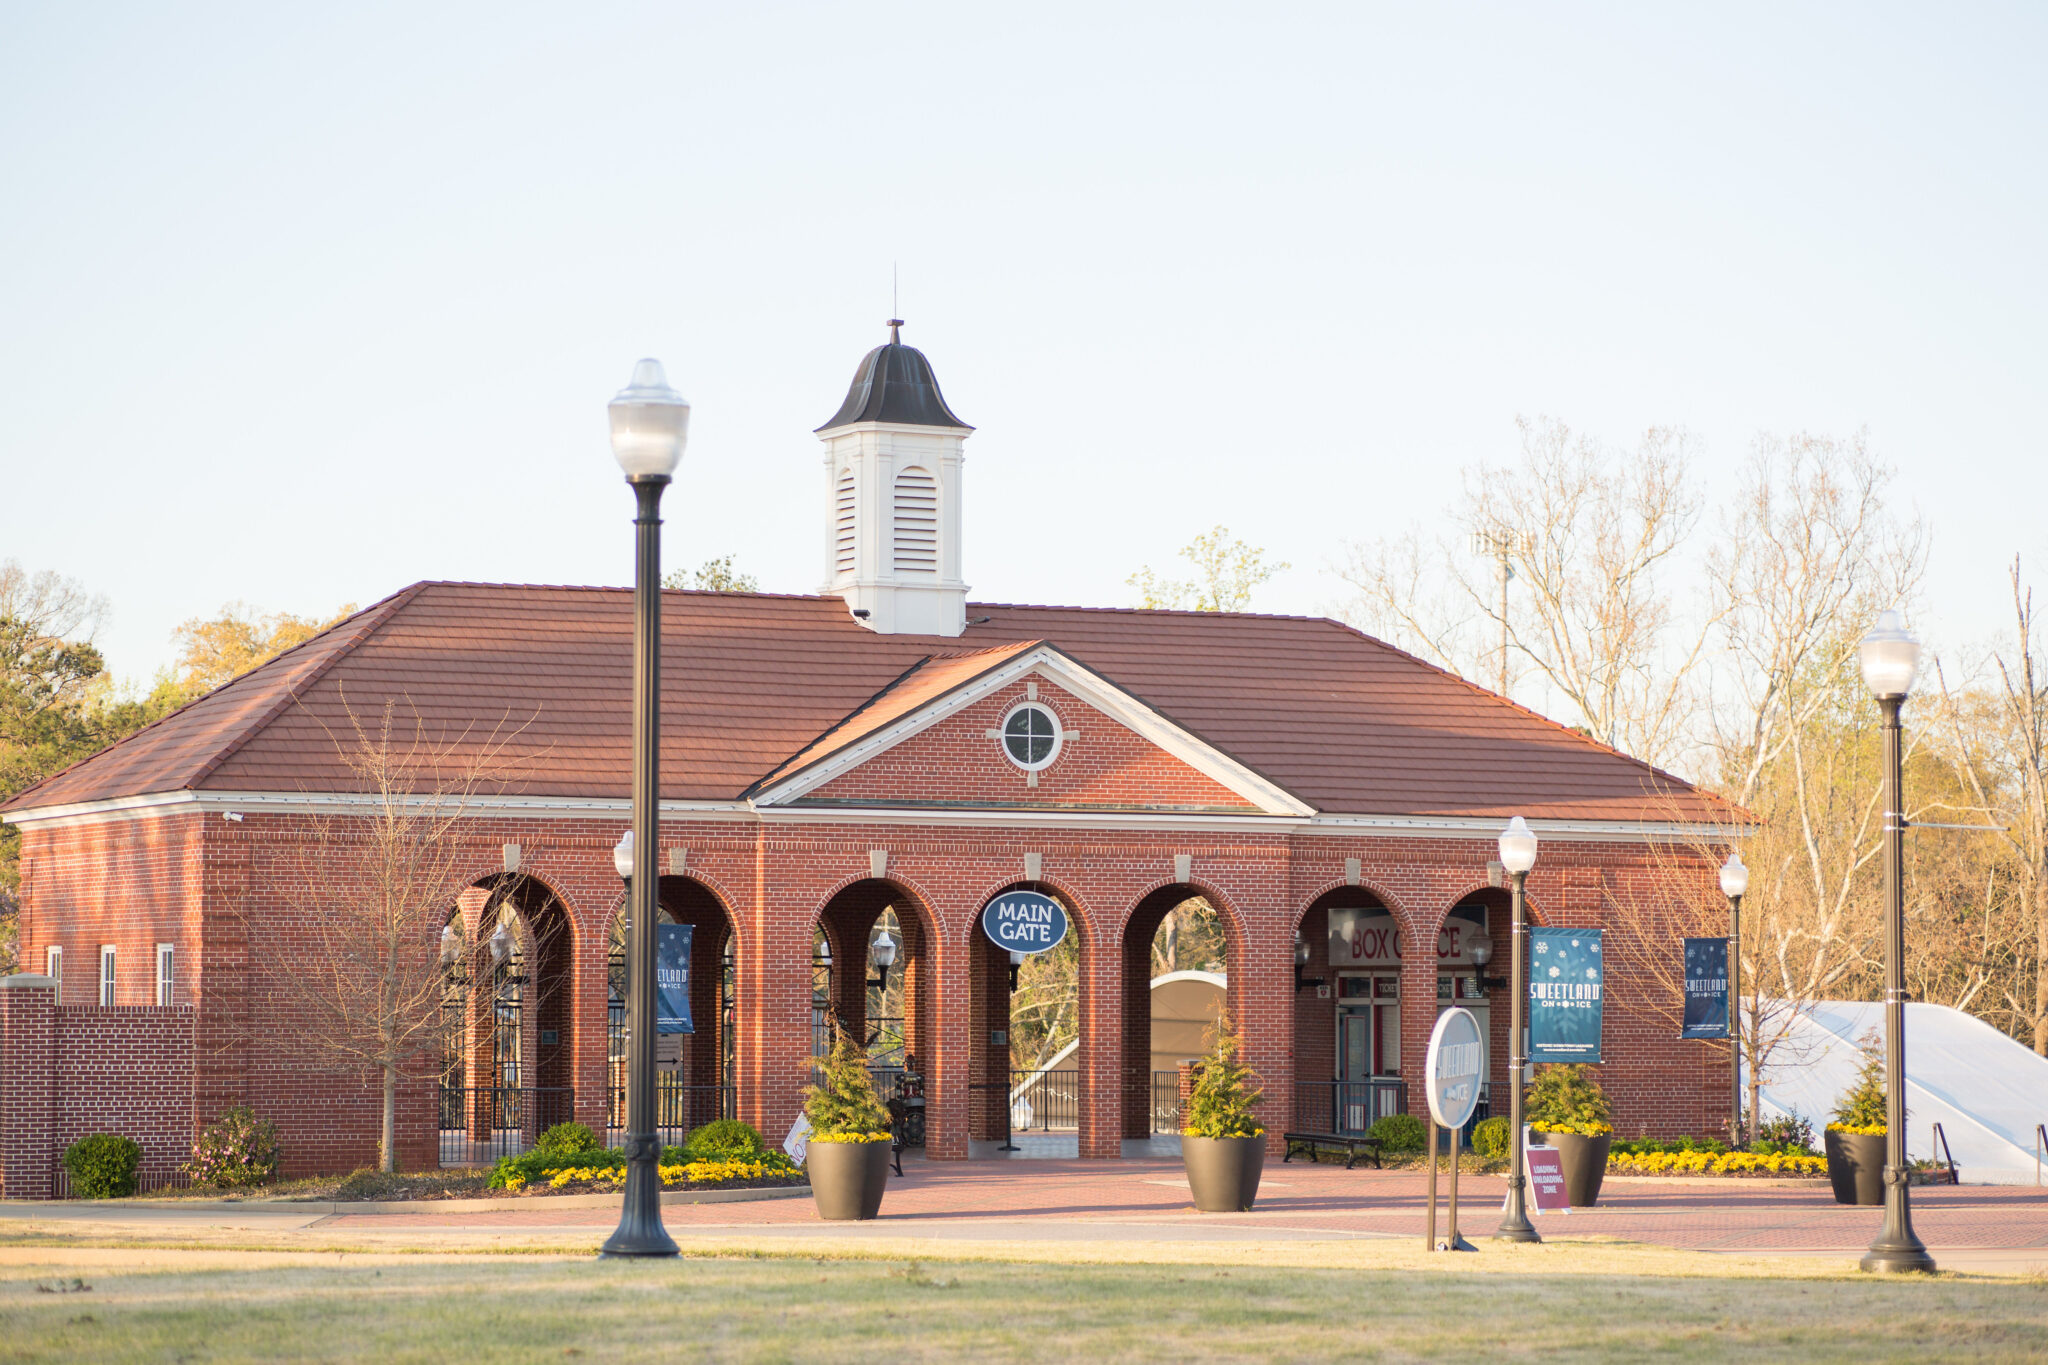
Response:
[802, 1024, 894, 1221]
[1526, 1065, 1613, 1206]
[533, 1122, 600, 1159]
[1181, 1009, 1266, 1212]
[183, 1106, 281, 1190]
[64, 1134, 142, 1199]
[1472, 1116, 1511, 1161]
[685, 1119, 767, 1162]
[1825, 1042, 1888, 1206]
[1367, 1113, 1426, 1154]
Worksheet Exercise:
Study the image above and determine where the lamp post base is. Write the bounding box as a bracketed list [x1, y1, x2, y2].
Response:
[1859, 1242, 1936, 1274]
[1495, 1177, 1541, 1243]
[1493, 1219, 1542, 1244]
[599, 1146, 679, 1259]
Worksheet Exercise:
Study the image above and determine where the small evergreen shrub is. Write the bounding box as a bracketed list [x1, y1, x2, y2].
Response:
[1830, 1040, 1889, 1134]
[183, 1106, 280, 1189]
[63, 1134, 142, 1199]
[1367, 1113, 1426, 1152]
[533, 1122, 600, 1158]
[1181, 1009, 1264, 1139]
[803, 1024, 893, 1142]
[1472, 1116, 1510, 1159]
[685, 1119, 766, 1161]
[1525, 1065, 1613, 1136]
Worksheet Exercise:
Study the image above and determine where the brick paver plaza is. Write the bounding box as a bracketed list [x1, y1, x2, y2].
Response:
[275, 1161, 2048, 1271]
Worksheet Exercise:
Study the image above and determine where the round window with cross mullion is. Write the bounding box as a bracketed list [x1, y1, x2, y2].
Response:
[1000, 702, 1062, 771]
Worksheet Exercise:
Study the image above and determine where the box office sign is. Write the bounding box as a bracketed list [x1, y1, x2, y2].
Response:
[1328, 905, 1486, 969]
[1680, 937, 1730, 1040]
[1528, 927, 1602, 1062]
[656, 922, 694, 1035]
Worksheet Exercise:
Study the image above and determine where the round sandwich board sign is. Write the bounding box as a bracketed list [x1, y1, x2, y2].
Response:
[980, 890, 1069, 956]
[1425, 1006, 1484, 1131]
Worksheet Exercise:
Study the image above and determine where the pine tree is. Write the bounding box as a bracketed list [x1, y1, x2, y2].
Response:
[1183, 1008, 1263, 1138]
[803, 1022, 892, 1138]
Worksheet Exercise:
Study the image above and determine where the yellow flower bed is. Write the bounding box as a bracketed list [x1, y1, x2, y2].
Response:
[1827, 1122, 1886, 1137]
[512, 1158, 799, 1192]
[1608, 1149, 1827, 1177]
[807, 1132, 893, 1144]
[1533, 1121, 1614, 1137]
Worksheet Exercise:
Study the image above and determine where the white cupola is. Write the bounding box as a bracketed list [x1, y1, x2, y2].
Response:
[817, 321, 973, 636]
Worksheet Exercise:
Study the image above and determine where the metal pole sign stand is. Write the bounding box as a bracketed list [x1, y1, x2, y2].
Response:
[1425, 1007, 1484, 1252]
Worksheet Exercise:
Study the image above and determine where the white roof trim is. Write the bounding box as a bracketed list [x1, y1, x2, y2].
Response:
[1, 788, 755, 830]
[5, 788, 1736, 844]
[749, 644, 1316, 817]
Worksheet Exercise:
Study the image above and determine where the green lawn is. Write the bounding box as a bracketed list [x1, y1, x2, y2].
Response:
[1, 1245, 2044, 1363]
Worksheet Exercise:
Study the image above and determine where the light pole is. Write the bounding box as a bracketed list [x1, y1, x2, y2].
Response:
[1858, 610, 1935, 1274]
[1494, 814, 1540, 1243]
[1720, 851, 1748, 1144]
[600, 359, 689, 1260]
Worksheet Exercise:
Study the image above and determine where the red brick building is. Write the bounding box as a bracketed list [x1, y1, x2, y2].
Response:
[0, 330, 1737, 1191]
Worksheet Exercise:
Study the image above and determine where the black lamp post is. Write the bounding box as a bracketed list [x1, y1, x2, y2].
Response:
[600, 359, 688, 1261]
[1857, 610, 1936, 1275]
[1719, 851, 1748, 1144]
[1494, 815, 1540, 1243]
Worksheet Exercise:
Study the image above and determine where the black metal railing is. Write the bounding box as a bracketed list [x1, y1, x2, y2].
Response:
[49, 1162, 192, 1200]
[438, 1086, 577, 1166]
[1009, 1068, 1080, 1131]
[604, 1079, 735, 1150]
[1152, 1071, 1181, 1133]
[1293, 1079, 1409, 1135]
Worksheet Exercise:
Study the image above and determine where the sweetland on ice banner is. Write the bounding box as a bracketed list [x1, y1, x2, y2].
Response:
[1681, 936, 1730, 1040]
[655, 922, 694, 1034]
[1528, 928, 1602, 1062]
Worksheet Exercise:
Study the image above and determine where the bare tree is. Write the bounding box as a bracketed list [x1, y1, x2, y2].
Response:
[1129, 527, 1290, 612]
[245, 696, 528, 1171]
[1338, 416, 1713, 770]
[1930, 558, 2048, 1052]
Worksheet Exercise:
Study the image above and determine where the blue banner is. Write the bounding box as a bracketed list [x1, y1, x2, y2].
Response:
[1528, 927, 1602, 1062]
[656, 922, 693, 1034]
[1681, 936, 1730, 1039]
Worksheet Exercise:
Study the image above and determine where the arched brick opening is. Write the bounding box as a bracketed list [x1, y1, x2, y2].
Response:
[1120, 883, 1243, 1143]
[1291, 885, 1395, 1135]
[970, 881, 1086, 1147]
[442, 872, 576, 1156]
[603, 876, 737, 1140]
[810, 878, 937, 1136]
[1420, 887, 1514, 1141]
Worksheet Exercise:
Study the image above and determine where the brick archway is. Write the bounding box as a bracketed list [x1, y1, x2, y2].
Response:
[967, 881, 1089, 1150]
[1119, 882, 1245, 1145]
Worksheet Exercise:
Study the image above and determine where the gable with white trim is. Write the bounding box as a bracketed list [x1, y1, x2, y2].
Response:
[754, 650, 1312, 816]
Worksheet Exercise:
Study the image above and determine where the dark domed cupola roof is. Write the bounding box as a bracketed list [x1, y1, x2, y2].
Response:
[816, 321, 973, 432]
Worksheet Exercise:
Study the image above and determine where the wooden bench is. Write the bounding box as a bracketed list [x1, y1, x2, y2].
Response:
[1282, 1131, 1383, 1169]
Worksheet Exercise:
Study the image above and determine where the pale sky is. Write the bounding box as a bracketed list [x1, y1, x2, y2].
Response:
[4, 2, 2043, 695]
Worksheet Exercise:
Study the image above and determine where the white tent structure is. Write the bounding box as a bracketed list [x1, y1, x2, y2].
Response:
[1751, 1001, 2048, 1186]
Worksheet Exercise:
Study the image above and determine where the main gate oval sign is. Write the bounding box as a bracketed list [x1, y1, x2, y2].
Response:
[981, 891, 1069, 956]
[1425, 1006, 1484, 1130]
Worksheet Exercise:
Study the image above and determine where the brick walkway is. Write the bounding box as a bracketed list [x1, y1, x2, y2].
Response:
[311, 1159, 2048, 1264]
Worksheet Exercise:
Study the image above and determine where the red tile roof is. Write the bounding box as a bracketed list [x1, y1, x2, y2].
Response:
[3, 582, 1732, 824]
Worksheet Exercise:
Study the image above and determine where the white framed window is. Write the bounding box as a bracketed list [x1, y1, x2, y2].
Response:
[156, 943, 176, 1007]
[45, 945, 62, 990]
[100, 945, 116, 1006]
[998, 701, 1063, 772]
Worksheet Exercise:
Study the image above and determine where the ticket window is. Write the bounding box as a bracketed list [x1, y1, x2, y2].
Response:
[1337, 974, 1401, 1081]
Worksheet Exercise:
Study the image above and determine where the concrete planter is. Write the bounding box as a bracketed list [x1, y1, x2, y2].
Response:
[806, 1138, 891, 1221]
[1543, 1131, 1612, 1207]
[1182, 1134, 1265, 1212]
[1825, 1129, 1886, 1206]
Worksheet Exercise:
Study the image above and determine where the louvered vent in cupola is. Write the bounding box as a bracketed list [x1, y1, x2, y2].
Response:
[892, 467, 938, 574]
[834, 467, 856, 576]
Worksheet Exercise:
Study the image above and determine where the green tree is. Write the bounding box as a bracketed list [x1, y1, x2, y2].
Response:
[171, 601, 356, 695]
[1128, 527, 1288, 612]
[803, 1022, 893, 1137]
[664, 556, 759, 593]
[1183, 1008, 1263, 1138]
